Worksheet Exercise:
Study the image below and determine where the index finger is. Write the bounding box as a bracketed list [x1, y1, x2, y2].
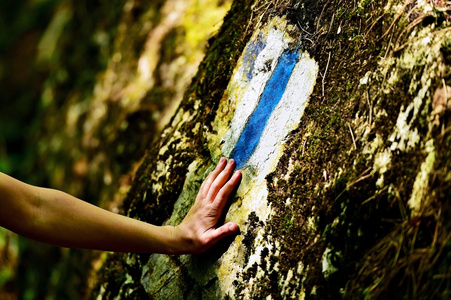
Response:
[213, 170, 241, 210]
[199, 157, 227, 198]
[206, 159, 236, 201]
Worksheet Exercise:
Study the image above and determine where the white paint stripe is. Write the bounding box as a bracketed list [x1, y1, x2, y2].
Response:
[248, 52, 318, 182]
[222, 27, 288, 157]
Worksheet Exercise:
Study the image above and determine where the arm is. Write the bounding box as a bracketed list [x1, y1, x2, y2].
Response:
[0, 158, 241, 254]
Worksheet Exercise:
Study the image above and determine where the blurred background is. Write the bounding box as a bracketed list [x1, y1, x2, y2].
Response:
[0, 0, 231, 298]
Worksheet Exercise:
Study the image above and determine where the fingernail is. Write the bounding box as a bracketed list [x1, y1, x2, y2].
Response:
[229, 223, 238, 231]
[220, 157, 226, 164]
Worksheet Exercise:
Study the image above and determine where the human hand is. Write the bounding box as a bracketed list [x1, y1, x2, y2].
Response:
[175, 157, 241, 254]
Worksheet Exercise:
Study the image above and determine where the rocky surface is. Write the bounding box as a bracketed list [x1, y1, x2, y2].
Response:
[89, 0, 451, 299]
[9, 0, 450, 298]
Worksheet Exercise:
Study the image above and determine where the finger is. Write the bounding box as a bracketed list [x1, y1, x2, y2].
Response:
[206, 222, 239, 246]
[199, 157, 226, 198]
[206, 159, 236, 201]
[213, 170, 241, 210]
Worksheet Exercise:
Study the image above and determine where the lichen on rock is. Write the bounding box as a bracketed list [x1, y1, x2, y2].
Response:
[35, 0, 450, 298]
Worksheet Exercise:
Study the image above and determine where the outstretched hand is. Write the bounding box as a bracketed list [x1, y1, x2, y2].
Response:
[175, 157, 241, 254]
[0, 159, 240, 254]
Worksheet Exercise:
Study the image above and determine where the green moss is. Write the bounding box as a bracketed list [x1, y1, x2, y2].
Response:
[87, 0, 451, 298]
[95, 0, 257, 297]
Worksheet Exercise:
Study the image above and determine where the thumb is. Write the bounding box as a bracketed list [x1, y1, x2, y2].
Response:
[207, 222, 239, 245]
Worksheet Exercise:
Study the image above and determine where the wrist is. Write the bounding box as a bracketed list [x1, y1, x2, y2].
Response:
[164, 225, 189, 255]
[170, 223, 199, 255]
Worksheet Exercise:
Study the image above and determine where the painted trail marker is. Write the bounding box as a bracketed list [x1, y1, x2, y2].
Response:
[210, 17, 319, 294]
[230, 50, 300, 169]
[219, 18, 318, 182]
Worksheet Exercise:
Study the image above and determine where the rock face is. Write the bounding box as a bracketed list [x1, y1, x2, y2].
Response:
[22, 0, 451, 299]
[89, 0, 451, 298]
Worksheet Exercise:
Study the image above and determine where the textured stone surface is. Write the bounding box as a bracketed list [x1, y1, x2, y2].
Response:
[17, 0, 451, 298]
[91, 0, 451, 298]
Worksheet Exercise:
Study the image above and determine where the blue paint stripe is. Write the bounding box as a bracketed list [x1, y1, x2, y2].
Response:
[231, 50, 299, 169]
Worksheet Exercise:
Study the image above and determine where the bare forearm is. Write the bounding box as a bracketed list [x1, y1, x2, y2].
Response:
[0, 173, 179, 253]
[31, 187, 180, 253]
[0, 158, 240, 254]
